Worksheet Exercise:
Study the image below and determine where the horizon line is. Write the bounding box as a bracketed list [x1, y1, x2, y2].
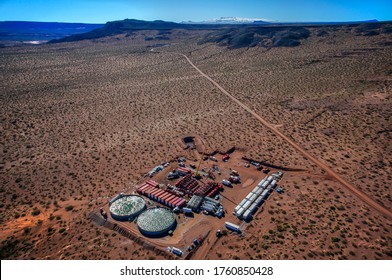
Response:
[1, 18, 389, 25]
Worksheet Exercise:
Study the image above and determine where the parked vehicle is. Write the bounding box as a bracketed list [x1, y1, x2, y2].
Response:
[229, 176, 240, 183]
[99, 208, 108, 220]
[222, 179, 232, 187]
[167, 172, 179, 180]
[182, 207, 193, 214]
[222, 154, 230, 161]
[167, 247, 183, 257]
[225, 221, 241, 233]
[216, 209, 224, 218]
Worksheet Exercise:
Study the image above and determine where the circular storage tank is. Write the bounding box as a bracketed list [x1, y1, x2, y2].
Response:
[137, 207, 176, 237]
[109, 195, 146, 221]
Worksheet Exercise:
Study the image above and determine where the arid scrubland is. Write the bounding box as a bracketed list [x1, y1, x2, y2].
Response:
[0, 27, 391, 259]
[185, 28, 392, 209]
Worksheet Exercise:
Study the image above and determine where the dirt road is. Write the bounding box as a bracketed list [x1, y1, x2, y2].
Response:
[179, 53, 392, 220]
[191, 232, 218, 260]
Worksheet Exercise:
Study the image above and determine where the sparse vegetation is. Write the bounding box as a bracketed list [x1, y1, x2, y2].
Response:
[1, 21, 391, 260]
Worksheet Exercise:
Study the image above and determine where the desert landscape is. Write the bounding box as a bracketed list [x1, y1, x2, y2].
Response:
[0, 21, 391, 260]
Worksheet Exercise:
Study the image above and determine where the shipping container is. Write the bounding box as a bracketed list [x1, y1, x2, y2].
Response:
[170, 197, 179, 206]
[147, 180, 159, 188]
[161, 193, 171, 201]
[234, 205, 241, 213]
[243, 209, 252, 220]
[203, 200, 218, 208]
[255, 188, 263, 196]
[167, 197, 177, 207]
[203, 200, 218, 207]
[261, 189, 270, 200]
[243, 200, 252, 210]
[172, 197, 182, 206]
[166, 193, 176, 201]
[158, 192, 168, 201]
[167, 194, 177, 202]
[249, 202, 258, 214]
[202, 205, 216, 212]
[255, 196, 264, 206]
[161, 194, 171, 202]
[177, 167, 191, 173]
[149, 186, 159, 194]
[252, 186, 259, 193]
[246, 193, 253, 200]
[144, 184, 154, 191]
[150, 188, 160, 194]
[204, 196, 219, 204]
[175, 177, 185, 187]
[158, 190, 167, 196]
[152, 188, 162, 194]
[239, 198, 248, 207]
[236, 207, 246, 218]
[149, 189, 161, 199]
[143, 185, 154, 194]
[177, 199, 187, 208]
[249, 193, 258, 203]
[262, 181, 269, 188]
[257, 179, 266, 187]
[154, 190, 165, 198]
[138, 184, 150, 193]
[173, 200, 181, 207]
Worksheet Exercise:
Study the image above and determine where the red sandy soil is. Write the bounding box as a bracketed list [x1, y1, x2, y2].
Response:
[0, 28, 391, 259]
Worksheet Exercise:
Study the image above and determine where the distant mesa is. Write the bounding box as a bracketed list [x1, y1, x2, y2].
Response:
[45, 18, 392, 50]
[199, 26, 311, 48]
[183, 17, 271, 25]
[48, 19, 184, 43]
[199, 21, 392, 49]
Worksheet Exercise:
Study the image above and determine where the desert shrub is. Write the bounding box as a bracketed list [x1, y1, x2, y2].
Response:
[31, 208, 40, 216]
[332, 237, 340, 243]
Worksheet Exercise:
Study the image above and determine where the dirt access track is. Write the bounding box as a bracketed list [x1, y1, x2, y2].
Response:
[164, 51, 392, 220]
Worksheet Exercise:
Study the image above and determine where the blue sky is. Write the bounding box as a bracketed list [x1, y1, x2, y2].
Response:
[0, 0, 391, 23]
